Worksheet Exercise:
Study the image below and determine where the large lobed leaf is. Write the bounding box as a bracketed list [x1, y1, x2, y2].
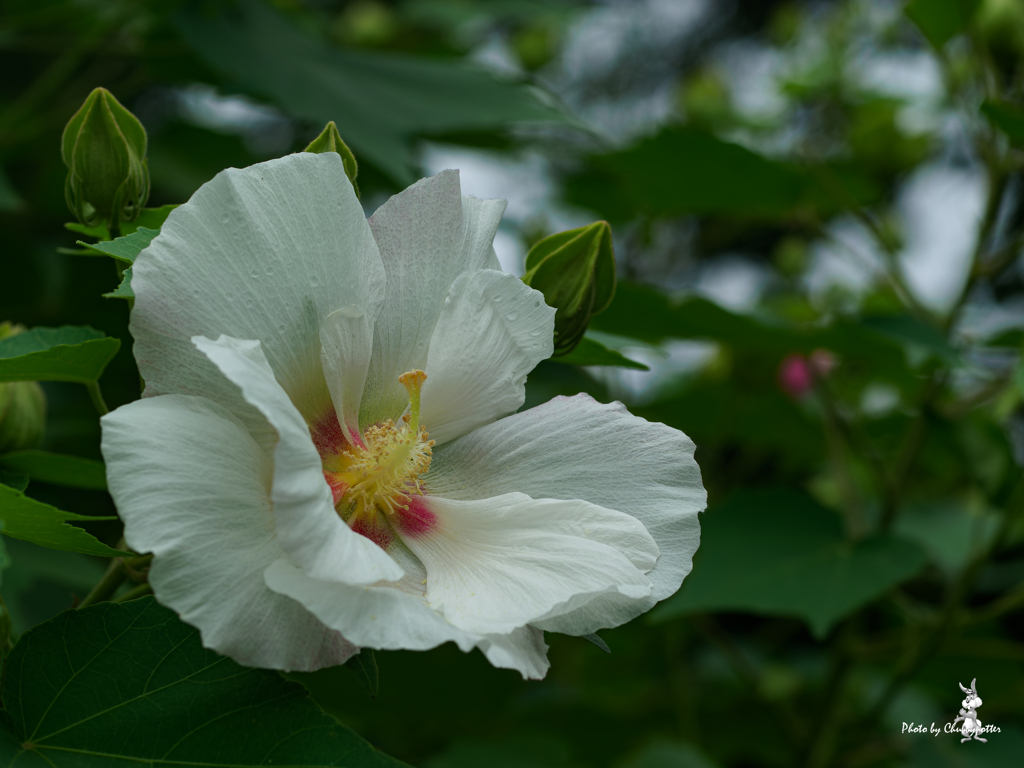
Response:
[591, 281, 925, 382]
[175, 0, 567, 184]
[0, 598, 409, 767]
[0, 326, 119, 385]
[563, 126, 879, 222]
[650, 489, 928, 637]
[0, 484, 126, 557]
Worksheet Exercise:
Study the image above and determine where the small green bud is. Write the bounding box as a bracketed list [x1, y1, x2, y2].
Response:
[977, 0, 1024, 62]
[522, 221, 616, 356]
[61, 87, 150, 229]
[0, 323, 47, 454]
[305, 121, 359, 198]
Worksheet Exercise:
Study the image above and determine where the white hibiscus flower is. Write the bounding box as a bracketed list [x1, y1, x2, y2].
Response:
[100, 152, 705, 679]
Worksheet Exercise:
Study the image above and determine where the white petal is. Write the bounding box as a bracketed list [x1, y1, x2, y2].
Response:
[263, 559, 552, 680]
[264, 558, 476, 652]
[458, 195, 505, 273]
[427, 394, 706, 634]
[478, 626, 550, 680]
[319, 305, 374, 444]
[399, 494, 656, 635]
[361, 171, 508, 426]
[194, 335, 403, 586]
[131, 152, 385, 440]
[420, 270, 555, 445]
[101, 394, 355, 671]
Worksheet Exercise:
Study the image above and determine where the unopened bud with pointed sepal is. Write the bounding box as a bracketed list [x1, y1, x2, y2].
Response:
[61, 87, 150, 229]
[0, 323, 46, 454]
[305, 121, 359, 198]
[522, 221, 616, 356]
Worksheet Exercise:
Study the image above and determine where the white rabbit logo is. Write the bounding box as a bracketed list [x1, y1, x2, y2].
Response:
[952, 678, 986, 743]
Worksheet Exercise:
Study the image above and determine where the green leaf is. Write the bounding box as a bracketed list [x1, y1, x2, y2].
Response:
[650, 489, 928, 637]
[77, 226, 159, 264]
[0, 524, 8, 589]
[905, 0, 980, 48]
[63, 221, 110, 240]
[0, 166, 22, 213]
[860, 314, 959, 364]
[590, 282, 800, 351]
[428, 735, 577, 768]
[346, 649, 380, 697]
[0, 484, 127, 557]
[0, 471, 28, 493]
[0, 539, 106, 636]
[565, 127, 807, 221]
[621, 740, 720, 768]
[893, 500, 1001, 574]
[0, 451, 106, 491]
[175, 0, 567, 183]
[552, 336, 649, 370]
[0, 530, 10, 646]
[119, 204, 177, 236]
[982, 100, 1024, 145]
[104, 265, 134, 300]
[0, 326, 120, 385]
[591, 283, 913, 384]
[1, 598, 410, 767]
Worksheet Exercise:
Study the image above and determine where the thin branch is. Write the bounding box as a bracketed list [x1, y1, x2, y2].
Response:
[692, 615, 805, 748]
[77, 557, 126, 610]
[86, 380, 109, 416]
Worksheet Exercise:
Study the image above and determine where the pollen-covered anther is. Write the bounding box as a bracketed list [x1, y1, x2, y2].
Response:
[325, 370, 434, 530]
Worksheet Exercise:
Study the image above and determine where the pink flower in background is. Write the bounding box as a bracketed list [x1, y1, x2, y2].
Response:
[778, 349, 836, 399]
[779, 354, 814, 399]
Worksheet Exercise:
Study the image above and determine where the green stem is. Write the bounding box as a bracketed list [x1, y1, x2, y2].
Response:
[86, 380, 109, 416]
[969, 585, 1024, 624]
[863, 484, 1022, 724]
[78, 557, 126, 609]
[662, 623, 701, 746]
[693, 615, 804, 748]
[817, 384, 865, 539]
[811, 221, 928, 321]
[802, 622, 856, 768]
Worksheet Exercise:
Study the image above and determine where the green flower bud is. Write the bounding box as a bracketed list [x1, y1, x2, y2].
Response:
[0, 323, 46, 454]
[522, 221, 616, 356]
[61, 87, 150, 229]
[305, 121, 359, 198]
[977, 0, 1024, 64]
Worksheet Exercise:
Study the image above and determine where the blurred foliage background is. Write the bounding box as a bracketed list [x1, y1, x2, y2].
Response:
[3, 0, 1024, 766]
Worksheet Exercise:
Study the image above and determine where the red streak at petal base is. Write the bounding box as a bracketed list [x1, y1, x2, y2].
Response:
[311, 410, 346, 456]
[310, 409, 364, 456]
[324, 474, 348, 505]
[396, 496, 437, 538]
[351, 516, 393, 551]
